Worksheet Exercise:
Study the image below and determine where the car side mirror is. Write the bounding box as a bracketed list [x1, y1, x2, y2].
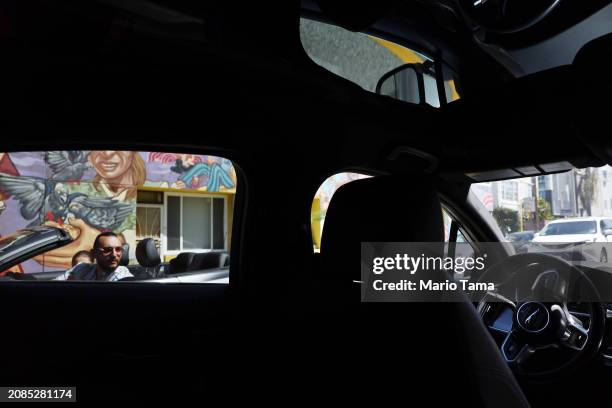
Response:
[533, 232, 540, 238]
[375, 62, 442, 107]
[604, 228, 612, 237]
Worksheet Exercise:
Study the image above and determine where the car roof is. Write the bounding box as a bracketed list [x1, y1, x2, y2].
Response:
[547, 217, 610, 223]
[1, 2, 612, 181]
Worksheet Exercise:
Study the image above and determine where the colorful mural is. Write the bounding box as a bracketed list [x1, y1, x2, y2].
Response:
[144, 153, 236, 192]
[0, 151, 236, 274]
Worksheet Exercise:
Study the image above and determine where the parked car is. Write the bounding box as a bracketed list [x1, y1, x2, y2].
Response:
[530, 217, 612, 263]
[0, 226, 72, 277]
[0, 228, 229, 283]
[506, 230, 535, 253]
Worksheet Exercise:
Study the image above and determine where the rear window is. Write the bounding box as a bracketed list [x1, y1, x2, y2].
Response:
[0, 151, 235, 283]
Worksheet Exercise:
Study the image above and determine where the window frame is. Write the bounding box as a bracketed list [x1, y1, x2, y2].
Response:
[501, 180, 519, 202]
[136, 203, 163, 240]
[162, 191, 228, 256]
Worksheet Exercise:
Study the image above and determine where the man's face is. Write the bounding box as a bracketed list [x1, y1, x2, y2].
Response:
[94, 236, 123, 272]
[89, 151, 134, 180]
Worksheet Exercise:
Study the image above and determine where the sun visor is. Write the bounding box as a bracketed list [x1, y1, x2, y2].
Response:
[467, 161, 574, 182]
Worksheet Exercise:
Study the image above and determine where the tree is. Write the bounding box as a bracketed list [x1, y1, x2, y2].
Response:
[575, 168, 598, 216]
[492, 207, 519, 235]
[537, 197, 553, 223]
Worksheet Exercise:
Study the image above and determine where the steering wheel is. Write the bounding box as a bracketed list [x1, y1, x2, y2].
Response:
[475, 253, 606, 381]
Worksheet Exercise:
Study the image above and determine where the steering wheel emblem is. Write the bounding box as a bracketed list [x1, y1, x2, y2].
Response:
[517, 302, 550, 333]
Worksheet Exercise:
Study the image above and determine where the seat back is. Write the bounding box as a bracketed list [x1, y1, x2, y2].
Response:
[186, 252, 229, 272]
[315, 175, 529, 408]
[168, 252, 196, 275]
[134, 238, 163, 278]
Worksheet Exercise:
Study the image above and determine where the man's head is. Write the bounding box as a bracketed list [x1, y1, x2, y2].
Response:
[71, 250, 93, 266]
[92, 232, 124, 272]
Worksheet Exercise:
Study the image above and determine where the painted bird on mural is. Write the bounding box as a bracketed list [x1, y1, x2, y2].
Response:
[0, 172, 133, 231]
[45, 151, 92, 181]
[65, 193, 134, 231]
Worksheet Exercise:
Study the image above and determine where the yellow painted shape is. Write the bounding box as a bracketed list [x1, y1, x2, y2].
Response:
[370, 37, 424, 64]
[137, 186, 234, 196]
[311, 197, 322, 249]
[447, 79, 460, 102]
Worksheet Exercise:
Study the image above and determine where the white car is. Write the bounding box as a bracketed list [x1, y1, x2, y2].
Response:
[531, 217, 612, 263]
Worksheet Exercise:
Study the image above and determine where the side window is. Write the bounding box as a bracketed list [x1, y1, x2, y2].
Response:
[470, 165, 612, 241]
[443, 209, 477, 280]
[312, 172, 371, 252]
[0, 151, 236, 283]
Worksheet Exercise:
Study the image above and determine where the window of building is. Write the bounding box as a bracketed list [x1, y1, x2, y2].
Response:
[165, 194, 226, 253]
[136, 205, 162, 243]
[501, 181, 518, 202]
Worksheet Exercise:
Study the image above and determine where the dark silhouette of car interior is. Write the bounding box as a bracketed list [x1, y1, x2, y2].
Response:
[1, 0, 612, 405]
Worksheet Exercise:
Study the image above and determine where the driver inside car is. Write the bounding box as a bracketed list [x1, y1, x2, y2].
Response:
[55, 232, 133, 282]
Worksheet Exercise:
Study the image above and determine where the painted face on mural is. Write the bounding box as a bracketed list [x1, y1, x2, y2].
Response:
[181, 154, 196, 167]
[89, 151, 134, 181]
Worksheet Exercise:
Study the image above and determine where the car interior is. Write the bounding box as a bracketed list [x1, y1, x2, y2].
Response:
[2, 0, 612, 405]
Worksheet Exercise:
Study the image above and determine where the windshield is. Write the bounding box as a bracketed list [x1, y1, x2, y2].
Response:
[0, 230, 35, 252]
[470, 165, 612, 240]
[540, 221, 597, 236]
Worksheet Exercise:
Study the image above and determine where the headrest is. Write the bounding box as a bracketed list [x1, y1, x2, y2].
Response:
[119, 243, 130, 267]
[169, 252, 196, 275]
[135, 238, 161, 268]
[320, 176, 444, 283]
[187, 252, 229, 272]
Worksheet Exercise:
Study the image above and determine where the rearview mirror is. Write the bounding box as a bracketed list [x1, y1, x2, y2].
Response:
[604, 228, 612, 237]
[375, 62, 441, 107]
